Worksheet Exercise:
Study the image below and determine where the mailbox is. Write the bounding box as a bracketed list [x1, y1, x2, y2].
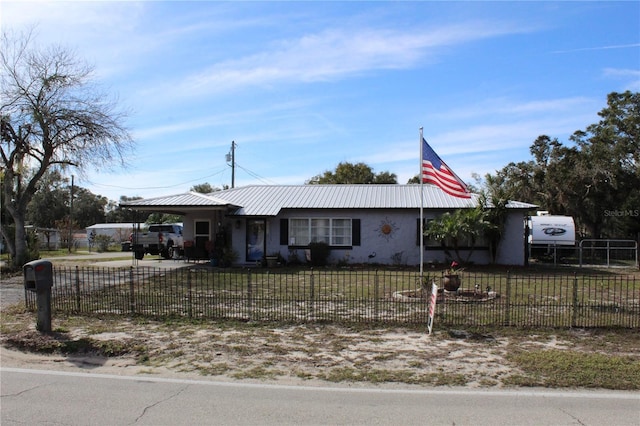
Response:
[23, 260, 53, 292]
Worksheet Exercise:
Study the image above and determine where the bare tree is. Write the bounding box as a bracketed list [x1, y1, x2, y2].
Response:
[1, 30, 134, 268]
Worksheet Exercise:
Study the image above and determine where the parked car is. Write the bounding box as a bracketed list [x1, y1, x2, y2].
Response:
[130, 224, 183, 259]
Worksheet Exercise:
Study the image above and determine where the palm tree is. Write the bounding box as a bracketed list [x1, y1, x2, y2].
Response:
[425, 208, 489, 264]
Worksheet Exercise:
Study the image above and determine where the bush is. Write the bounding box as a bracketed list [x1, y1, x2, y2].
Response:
[94, 235, 112, 252]
[287, 250, 302, 265]
[308, 241, 330, 266]
[220, 248, 239, 267]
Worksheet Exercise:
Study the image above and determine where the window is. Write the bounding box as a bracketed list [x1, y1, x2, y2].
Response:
[289, 218, 352, 246]
[290, 219, 311, 246]
[331, 219, 351, 245]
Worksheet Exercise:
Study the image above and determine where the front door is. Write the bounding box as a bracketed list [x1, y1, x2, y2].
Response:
[246, 219, 265, 262]
[194, 220, 210, 258]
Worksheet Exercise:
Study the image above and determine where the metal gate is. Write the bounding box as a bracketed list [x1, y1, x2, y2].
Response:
[579, 239, 638, 268]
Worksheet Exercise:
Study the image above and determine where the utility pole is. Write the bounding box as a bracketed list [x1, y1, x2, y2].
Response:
[226, 141, 236, 188]
[68, 175, 74, 252]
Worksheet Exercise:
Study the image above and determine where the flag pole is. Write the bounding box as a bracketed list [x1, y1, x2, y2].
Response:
[419, 127, 424, 281]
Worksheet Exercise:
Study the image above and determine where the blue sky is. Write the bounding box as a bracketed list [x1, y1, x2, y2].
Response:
[3, 1, 639, 201]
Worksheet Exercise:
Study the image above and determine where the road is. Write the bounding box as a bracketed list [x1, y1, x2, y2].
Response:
[1, 368, 638, 425]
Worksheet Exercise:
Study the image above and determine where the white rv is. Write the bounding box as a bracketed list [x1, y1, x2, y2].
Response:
[528, 214, 576, 246]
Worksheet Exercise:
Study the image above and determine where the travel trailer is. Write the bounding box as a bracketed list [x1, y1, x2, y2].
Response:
[528, 214, 576, 246]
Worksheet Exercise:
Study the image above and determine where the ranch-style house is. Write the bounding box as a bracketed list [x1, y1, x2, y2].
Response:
[121, 184, 536, 266]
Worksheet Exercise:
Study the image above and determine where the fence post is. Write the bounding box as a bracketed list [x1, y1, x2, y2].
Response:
[187, 269, 193, 319]
[374, 270, 379, 322]
[247, 269, 252, 321]
[75, 266, 81, 312]
[309, 269, 315, 320]
[129, 267, 135, 315]
[504, 271, 511, 326]
[579, 240, 583, 267]
[571, 272, 578, 328]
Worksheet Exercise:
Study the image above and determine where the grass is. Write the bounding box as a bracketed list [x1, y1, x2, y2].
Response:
[504, 349, 640, 390]
[1, 248, 133, 274]
[1, 248, 117, 261]
[2, 329, 146, 357]
[33, 265, 639, 328]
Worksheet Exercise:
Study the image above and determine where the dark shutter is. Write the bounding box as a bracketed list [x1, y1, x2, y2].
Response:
[280, 219, 288, 245]
[416, 218, 421, 246]
[352, 219, 361, 246]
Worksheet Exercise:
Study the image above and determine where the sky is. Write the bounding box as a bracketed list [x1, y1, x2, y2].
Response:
[2, 1, 639, 202]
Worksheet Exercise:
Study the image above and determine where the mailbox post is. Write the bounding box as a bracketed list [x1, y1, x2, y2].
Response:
[23, 260, 54, 332]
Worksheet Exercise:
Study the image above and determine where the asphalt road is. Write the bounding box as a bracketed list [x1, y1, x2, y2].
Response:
[2, 368, 638, 426]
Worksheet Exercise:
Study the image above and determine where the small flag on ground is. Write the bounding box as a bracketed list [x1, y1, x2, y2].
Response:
[422, 138, 471, 198]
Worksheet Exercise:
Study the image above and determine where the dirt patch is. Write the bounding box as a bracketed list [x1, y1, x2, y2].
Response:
[0, 318, 508, 387]
[2, 309, 638, 389]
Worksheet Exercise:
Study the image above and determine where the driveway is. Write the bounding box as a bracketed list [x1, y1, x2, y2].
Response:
[1, 251, 191, 309]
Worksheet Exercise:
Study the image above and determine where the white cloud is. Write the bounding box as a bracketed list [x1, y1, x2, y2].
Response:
[430, 97, 595, 121]
[161, 21, 528, 98]
[552, 43, 640, 54]
[604, 68, 640, 77]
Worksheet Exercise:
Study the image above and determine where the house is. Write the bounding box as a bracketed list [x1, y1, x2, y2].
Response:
[24, 226, 62, 250]
[86, 223, 139, 244]
[121, 184, 536, 266]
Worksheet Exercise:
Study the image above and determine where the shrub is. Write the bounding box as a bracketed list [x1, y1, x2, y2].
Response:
[308, 241, 330, 266]
[94, 235, 112, 252]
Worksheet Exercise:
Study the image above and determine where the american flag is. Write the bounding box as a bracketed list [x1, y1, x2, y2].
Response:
[422, 138, 471, 198]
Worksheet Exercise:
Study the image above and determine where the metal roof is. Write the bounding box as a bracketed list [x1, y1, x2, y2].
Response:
[120, 192, 238, 214]
[220, 185, 475, 215]
[86, 223, 137, 229]
[121, 185, 536, 216]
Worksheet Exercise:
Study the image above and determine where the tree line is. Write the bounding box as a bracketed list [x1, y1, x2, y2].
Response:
[482, 91, 639, 240]
[306, 92, 639, 242]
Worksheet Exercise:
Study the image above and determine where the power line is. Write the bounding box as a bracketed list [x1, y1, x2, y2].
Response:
[234, 162, 280, 185]
[85, 166, 229, 191]
[85, 155, 281, 193]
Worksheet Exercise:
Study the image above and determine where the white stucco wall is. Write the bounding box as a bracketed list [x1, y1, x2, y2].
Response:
[496, 212, 528, 265]
[183, 212, 226, 244]
[185, 208, 528, 267]
[256, 209, 527, 266]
